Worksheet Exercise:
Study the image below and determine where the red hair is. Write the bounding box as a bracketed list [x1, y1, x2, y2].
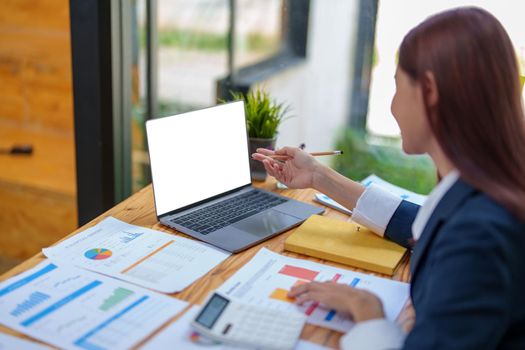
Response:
[399, 7, 525, 220]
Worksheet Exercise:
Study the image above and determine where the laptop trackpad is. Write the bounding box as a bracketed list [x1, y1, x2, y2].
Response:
[232, 209, 298, 237]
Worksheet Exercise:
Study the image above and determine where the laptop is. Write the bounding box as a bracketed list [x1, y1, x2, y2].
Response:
[145, 101, 324, 252]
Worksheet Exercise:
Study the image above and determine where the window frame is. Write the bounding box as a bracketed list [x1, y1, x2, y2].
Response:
[217, 0, 311, 99]
[70, 0, 133, 225]
[348, 0, 379, 130]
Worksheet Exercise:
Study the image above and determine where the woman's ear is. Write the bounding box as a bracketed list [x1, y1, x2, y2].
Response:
[423, 71, 439, 108]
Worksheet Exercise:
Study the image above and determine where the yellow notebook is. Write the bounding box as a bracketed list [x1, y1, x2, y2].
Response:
[284, 215, 407, 275]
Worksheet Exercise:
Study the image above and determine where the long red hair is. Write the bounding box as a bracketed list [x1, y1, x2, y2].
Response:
[399, 7, 525, 220]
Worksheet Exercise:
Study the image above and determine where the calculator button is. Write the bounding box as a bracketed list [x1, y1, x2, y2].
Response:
[222, 323, 232, 335]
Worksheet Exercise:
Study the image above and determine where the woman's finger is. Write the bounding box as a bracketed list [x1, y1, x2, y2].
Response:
[256, 148, 276, 156]
[289, 281, 327, 298]
[254, 154, 285, 165]
[251, 153, 266, 161]
[274, 146, 297, 156]
[263, 160, 286, 182]
[262, 160, 278, 177]
[295, 291, 326, 305]
[288, 282, 310, 297]
[270, 155, 291, 161]
[269, 159, 284, 174]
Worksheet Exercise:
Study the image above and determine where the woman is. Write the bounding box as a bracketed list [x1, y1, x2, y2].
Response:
[253, 7, 525, 349]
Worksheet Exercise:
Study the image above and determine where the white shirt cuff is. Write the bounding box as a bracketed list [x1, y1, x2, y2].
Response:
[351, 184, 403, 237]
[340, 318, 405, 350]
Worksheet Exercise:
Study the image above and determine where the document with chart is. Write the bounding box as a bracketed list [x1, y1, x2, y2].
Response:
[0, 260, 187, 350]
[216, 248, 409, 333]
[43, 217, 230, 293]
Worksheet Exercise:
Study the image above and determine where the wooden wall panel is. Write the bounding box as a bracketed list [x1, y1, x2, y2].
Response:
[26, 86, 74, 131]
[0, 0, 72, 133]
[0, 125, 76, 196]
[0, 0, 70, 32]
[0, 0, 77, 267]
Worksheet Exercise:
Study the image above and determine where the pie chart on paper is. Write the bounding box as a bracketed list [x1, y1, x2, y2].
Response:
[84, 248, 113, 260]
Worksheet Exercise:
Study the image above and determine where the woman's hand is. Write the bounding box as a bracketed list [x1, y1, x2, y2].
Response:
[288, 281, 385, 323]
[396, 298, 416, 333]
[251, 147, 321, 189]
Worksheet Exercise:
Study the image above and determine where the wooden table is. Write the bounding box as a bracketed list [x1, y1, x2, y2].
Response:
[0, 179, 411, 349]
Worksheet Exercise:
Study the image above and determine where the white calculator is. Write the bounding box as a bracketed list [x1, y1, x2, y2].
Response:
[191, 292, 306, 350]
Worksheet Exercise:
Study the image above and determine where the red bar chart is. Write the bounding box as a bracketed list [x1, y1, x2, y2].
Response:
[278, 265, 319, 281]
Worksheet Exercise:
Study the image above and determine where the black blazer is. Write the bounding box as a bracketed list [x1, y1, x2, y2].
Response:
[384, 178, 525, 349]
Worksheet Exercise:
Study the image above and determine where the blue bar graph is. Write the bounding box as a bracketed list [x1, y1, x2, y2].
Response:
[0, 264, 57, 297]
[10, 292, 50, 317]
[74, 296, 150, 350]
[21, 281, 102, 327]
[120, 231, 144, 244]
[325, 278, 361, 321]
[350, 278, 360, 287]
[325, 309, 337, 321]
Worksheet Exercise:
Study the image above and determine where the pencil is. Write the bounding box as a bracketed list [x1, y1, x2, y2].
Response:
[309, 150, 343, 156]
[268, 150, 343, 161]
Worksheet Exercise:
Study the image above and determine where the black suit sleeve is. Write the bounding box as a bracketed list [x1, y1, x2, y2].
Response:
[384, 200, 420, 249]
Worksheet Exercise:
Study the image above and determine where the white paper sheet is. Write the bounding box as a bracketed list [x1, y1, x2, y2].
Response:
[313, 193, 353, 215]
[215, 249, 409, 333]
[0, 333, 51, 350]
[361, 174, 427, 205]
[0, 260, 188, 350]
[142, 306, 331, 350]
[313, 174, 426, 216]
[43, 217, 230, 293]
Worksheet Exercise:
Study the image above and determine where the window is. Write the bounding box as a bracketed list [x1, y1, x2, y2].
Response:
[70, 0, 365, 222]
[131, 0, 311, 191]
[367, 0, 525, 137]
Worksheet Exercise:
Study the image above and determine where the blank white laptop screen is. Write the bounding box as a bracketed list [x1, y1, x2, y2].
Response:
[146, 101, 252, 216]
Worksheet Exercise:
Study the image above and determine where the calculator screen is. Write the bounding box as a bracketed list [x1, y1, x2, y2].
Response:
[196, 294, 230, 329]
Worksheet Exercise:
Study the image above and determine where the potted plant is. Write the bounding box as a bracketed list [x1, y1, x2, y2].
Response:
[230, 88, 290, 181]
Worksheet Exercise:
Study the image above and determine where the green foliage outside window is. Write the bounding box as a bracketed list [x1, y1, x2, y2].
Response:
[332, 129, 436, 195]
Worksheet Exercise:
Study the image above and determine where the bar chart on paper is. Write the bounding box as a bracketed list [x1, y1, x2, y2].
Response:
[0, 261, 187, 350]
[217, 249, 409, 333]
[10, 291, 50, 317]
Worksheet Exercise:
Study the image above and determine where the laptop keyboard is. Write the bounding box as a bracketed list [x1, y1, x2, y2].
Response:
[170, 190, 288, 235]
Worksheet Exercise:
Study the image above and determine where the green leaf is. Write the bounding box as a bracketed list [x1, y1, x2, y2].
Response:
[226, 88, 292, 138]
